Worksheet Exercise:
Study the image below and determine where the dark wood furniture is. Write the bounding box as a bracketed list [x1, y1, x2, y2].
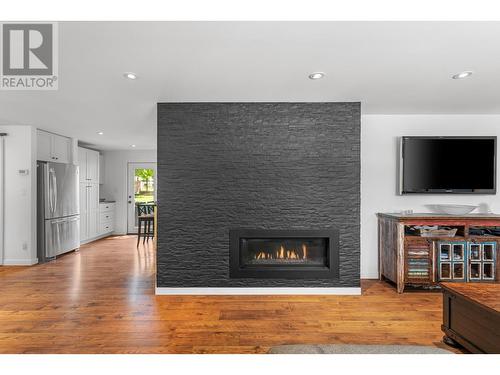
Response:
[441, 282, 500, 353]
[377, 213, 500, 293]
[136, 203, 155, 246]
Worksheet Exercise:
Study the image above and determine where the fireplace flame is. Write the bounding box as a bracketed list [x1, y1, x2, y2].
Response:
[254, 244, 308, 260]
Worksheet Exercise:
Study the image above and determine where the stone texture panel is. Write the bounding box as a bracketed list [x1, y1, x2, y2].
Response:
[157, 102, 360, 287]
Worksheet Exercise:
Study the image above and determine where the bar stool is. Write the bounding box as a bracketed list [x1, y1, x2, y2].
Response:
[137, 203, 155, 246]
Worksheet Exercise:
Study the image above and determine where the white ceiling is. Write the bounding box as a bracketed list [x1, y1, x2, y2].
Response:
[1, 21, 500, 150]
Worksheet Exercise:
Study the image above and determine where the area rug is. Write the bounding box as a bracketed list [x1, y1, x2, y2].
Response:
[268, 344, 453, 354]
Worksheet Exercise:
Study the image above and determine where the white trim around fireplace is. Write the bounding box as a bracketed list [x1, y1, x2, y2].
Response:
[155, 287, 361, 295]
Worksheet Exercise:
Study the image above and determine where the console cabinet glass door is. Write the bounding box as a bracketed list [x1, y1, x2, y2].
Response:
[467, 242, 496, 282]
[439, 241, 497, 282]
[483, 263, 494, 280]
[438, 242, 467, 282]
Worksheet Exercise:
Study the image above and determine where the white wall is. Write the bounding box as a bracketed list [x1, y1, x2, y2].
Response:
[100, 150, 157, 234]
[0, 125, 37, 265]
[361, 115, 500, 278]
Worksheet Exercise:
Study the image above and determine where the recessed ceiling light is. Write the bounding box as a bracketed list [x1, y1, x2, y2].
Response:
[308, 72, 325, 80]
[124, 72, 137, 80]
[452, 71, 473, 80]
[97, 131, 104, 135]
[131, 144, 136, 148]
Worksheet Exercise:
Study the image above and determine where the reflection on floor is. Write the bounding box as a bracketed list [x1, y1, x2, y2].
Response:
[0, 236, 452, 353]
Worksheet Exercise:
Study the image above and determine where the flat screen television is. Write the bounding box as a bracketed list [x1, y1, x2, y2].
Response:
[400, 136, 497, 194]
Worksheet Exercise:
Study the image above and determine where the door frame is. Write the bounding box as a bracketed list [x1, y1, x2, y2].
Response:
[127, 162, 157, 234]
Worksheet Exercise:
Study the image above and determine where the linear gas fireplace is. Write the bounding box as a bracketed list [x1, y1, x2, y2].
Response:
[229, 229, 339, 279]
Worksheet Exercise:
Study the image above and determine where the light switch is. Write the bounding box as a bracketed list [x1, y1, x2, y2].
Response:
[18, 169, 29, 175]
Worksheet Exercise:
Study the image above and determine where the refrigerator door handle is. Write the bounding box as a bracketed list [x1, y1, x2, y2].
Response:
[51, 219, 68, 224]
[50, 168, 58, 214]
[48, 168, 53, 213]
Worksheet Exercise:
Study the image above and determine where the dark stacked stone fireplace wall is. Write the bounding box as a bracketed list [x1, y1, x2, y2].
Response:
[157, 102, 360, 288]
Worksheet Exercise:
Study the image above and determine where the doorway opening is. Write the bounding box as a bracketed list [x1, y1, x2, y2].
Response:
[127, 162, 157, 234]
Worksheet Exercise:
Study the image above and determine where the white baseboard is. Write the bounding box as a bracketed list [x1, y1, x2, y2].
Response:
[2, 258, 38, 266]
[361, 272, 380, 279]
[155, 287, 361, 295]
[80, 232, 113, 245]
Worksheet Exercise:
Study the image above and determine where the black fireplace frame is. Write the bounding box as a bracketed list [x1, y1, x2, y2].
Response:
[229, 229, 339, 279]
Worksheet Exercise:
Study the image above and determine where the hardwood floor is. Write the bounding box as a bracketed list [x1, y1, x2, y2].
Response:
[0, 235, 451, 353]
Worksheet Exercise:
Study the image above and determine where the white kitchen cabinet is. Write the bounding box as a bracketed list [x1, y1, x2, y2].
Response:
[99, 221, 113, 234]
[78, 147, 104, 243]
[78, 147, 87, 182]
[79, 183, 88, 241]
[98, 202, 115, 235]
[78, 147, 99, 242]
[88, 183, 99, 212]
[52, 134, 71, 162]
[37, 130, 52, 161]
[79, 182, 99, 242]
[88, 183, 99, 242]
[78, 147, 100, 183]
[88, 206, 98, 239]
[37, 129, 71, 163]
[87, 150, 99, 183]
[99, 154, 104, 184]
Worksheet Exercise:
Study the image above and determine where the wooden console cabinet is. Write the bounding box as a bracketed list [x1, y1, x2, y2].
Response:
[377, 213, 500, 293]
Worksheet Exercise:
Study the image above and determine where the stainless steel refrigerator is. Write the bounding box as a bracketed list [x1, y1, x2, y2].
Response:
[37, 162, 80, 262]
